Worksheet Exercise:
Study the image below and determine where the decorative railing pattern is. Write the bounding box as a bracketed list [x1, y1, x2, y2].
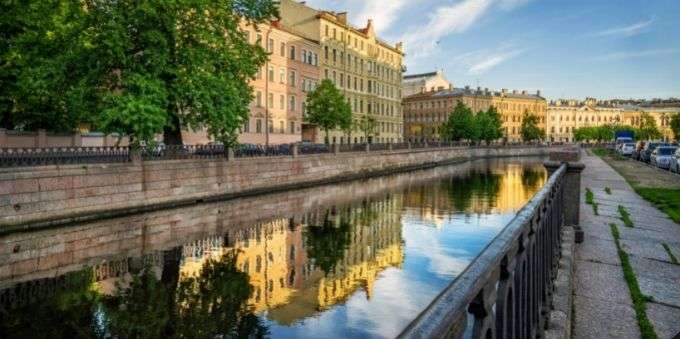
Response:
[0, 142, 569, 168]
[0, 147, 130, 167]
[400, 163, 567, 339]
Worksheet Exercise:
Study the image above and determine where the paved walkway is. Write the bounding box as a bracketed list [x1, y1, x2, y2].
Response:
[574, 152, 680, 339]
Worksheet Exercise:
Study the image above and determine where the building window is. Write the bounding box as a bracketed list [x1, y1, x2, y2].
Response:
[267, 38, 274, 52]
[289, 95, 296, 111]
[302, 50, 307, 63]
[256, 91, 262, 107]
[256, 119, 262, 133]
[289, 45, 296, 60]
[243, 119, 250, 133]
[268, 66, 274, 82]
[279, 94, 284, 109]
[279, 121, 284, 134]
[289, 121, 295, 134]
[280, 42, 285, 57]
[268, 93, 273, 108]
[256, 33, 262, 46]
[289, 70, 296, 86]
[279, 69, 285, 84]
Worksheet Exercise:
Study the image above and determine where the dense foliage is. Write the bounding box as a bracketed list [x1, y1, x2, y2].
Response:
[0, 0, 278, 146]
[304, 79, 352, 144]
[356, 115, 378, 142]
[572, 120, 662, 142]
[520, 111, 546, 141]
[671, 114, 680, 141]
[441, 102, 503, 143]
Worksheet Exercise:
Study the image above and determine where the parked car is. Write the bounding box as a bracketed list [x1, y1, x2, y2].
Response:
[670, 148, 680, 173]
[618, 143, 635, 156]
[640, 142, 665, 163]
[632, 141, 646, 161]
[650, 146, 678, 169]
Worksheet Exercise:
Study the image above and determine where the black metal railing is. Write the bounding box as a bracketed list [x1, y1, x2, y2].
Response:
[400, 163, 567, 339]
[0, 147, 130, 167]
[0, 142, 568, 168]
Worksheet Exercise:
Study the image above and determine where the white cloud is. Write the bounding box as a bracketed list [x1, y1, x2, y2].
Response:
[402, 0, 533, 59]
[468, 49, 526, 74]
[355, 0, 410, 34]
[594, 49, 678, 61]
[594, 18, 654, 37]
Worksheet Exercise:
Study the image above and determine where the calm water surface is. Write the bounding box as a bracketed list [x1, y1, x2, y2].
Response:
[0, 157, 547, 338]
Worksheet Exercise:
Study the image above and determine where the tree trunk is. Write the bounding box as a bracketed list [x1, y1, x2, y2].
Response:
[163, 112, 183, 145]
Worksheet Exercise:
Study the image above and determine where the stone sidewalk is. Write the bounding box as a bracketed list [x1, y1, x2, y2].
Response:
[574, 152, 680, 339]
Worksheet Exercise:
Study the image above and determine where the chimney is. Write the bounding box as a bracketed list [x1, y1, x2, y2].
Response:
[536, 90, 541, 97]
[502, 88, 508, 94]
[337, 12, 348, 25]
[521, 90, 527, 95]
[512, 90, 517, 94]
[465, 85, 470, 91]
[477, 86, 481, 92]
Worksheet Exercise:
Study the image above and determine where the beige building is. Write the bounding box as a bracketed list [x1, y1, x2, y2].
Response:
[547, 98, 624, 142]
[403, 87, 546, 142]
[402, 70, 452, 97]
[279, 0, 405, 144]
[546, 99, 678, 142]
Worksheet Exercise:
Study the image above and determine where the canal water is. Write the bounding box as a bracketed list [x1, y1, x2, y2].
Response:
[0, 157, 547, 338]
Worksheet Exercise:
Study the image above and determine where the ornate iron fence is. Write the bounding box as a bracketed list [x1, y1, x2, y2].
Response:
[0, 147, 130, 167]
[400, 163, 567, 339]
[141, 144, 226, 160]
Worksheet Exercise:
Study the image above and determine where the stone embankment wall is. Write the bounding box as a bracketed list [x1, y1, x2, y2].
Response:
[0, 146, 562, 230]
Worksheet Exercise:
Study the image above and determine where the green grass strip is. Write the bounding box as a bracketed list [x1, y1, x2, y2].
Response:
[662, 243, 679, 265]
[618, 205, 634, 228]
[605, 187, 612, 195]
[585, 188, 599, 215]
[609, 223, 659, 339]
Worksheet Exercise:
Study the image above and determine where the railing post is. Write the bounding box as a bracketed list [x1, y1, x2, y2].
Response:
[0, 128, 6, 146]
[388, 143, 393, 151]
[226, 147, 235, 161]
[365, 143, 370, 153]
[72, 130, 82, 147]
[544, 148, 585, 243]
[333, 143, 340, 155]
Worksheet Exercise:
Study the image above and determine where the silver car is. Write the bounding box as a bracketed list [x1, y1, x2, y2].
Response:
[670, 148, 680, 173]
[619, 143, 635, 156]
[650, 146, 678, 169]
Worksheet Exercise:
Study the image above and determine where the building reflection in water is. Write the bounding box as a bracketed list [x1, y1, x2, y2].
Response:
[0, 157, 546, 338]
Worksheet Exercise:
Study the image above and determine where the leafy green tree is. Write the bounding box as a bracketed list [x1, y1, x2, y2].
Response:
[668, 113, 680, 141]
[0, 1, 94, 132]
[636, 112, 662, 140]
[442, 101, 474, 141]
[304, 79, 352, 144]
[1, 0, 278, 146]
[520, 111, 545, 141]
[356, 115, 378, 143]
[474, 106, 504, 144]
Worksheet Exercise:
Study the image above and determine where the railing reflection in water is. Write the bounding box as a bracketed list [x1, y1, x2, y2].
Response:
[400, 163, 566, 339]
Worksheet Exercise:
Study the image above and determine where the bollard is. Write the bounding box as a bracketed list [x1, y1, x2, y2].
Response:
[291, 143, 299, 158]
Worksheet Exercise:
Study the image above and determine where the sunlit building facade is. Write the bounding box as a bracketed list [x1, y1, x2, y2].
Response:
[279, 0, 405, 144]
[403, 87, 546, 143]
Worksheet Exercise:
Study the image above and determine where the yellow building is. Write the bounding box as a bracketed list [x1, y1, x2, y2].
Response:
[403, 86, 546, 142]
[546, 99, 678, 142]
[279, 0, 405, 144]
[547, 99, 624, 142]
[620, 106, 677, 141]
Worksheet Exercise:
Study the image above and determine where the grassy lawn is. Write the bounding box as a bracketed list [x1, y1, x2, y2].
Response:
[592, 147, 680, 224]
[635, 187, 680, 224]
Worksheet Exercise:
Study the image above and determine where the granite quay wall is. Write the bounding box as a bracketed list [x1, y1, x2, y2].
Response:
[0, 145, 563, 231]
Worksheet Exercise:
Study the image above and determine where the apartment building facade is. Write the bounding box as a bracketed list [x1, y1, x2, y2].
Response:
[279, 0, 405, 144]
[403, 86, 546, 142]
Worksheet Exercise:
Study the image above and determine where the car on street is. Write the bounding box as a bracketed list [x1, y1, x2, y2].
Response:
[640, 142, 665, 163]
[618, 143, 635, 156]
[670, 148, 680, 173]
[650, 146, 678, 169]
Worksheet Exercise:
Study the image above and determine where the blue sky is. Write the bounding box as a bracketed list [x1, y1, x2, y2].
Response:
[303, 0, 680, 100]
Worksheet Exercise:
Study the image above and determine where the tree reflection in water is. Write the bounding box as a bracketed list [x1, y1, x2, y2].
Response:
[521, 168, 546, 191]
[0, 269, 102, 338]
[104, 250, 267, 339]
[1, 250, 266, 339]
[444, 170, 502, 212]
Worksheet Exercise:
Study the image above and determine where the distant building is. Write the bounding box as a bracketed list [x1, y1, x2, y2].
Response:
[546, 98, 678, 142]
[402, 70, 452, 97]
[403, 87, 546, 142]
[280, 0, 405, 144]
[547, 99, 624, 142]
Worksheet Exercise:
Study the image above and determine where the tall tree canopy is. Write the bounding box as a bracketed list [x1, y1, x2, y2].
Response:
[474, 106, 504, 144]
[636, 112, 663, 140]
[520, 111, 545, 141]
[442, 101, 475, 141]
[1, 0, 278, 146]
[304, 79, 352, 144]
